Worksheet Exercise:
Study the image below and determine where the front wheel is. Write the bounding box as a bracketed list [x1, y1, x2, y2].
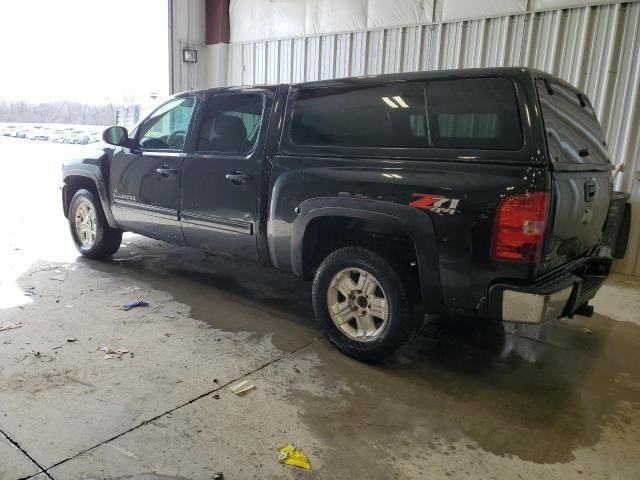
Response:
[312, 246, 414, 362]
[68, 189, 122, 259]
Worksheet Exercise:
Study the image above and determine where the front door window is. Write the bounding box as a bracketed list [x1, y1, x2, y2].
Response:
[138, 97, 195, 151]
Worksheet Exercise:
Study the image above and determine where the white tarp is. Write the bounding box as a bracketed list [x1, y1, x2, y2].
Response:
[230, 0, 434, 43]
[367, 0, 434, 28]
[529, 0, 601, 10]
[305, 0, 368, 36]
[229, 0, 613, 43]
[230, 0, 306, 43]
[434, 0, 528, 22]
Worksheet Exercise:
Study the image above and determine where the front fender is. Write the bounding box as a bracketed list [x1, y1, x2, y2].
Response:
[291, 196, 444, 313]
[62, 146, 117, 229]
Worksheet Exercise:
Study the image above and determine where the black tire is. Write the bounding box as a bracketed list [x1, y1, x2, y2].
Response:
[68, 189, 122, 259]
[312, 246, 414, 363]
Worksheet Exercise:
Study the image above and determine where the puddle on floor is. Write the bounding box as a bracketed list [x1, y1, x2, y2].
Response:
[81, 237, 640, 464]
[290, 313, 640, 465]
[83, 238, 316, 352]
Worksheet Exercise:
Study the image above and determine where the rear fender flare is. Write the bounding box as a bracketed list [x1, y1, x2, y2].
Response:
[292, 197, 444, 313]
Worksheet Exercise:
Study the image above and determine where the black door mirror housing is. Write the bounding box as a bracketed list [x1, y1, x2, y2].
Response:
[103, 126, 129, 147]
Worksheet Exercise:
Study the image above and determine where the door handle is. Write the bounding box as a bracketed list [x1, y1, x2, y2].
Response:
[225, 171, 252, 185]
[156, 167, 178, 177]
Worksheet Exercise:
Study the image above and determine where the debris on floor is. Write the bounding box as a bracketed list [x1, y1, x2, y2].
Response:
[50, 274, 67, 282]
[212, 473, 224, 480]
[0, 322, 23, 332]
[163, 314, 177, 319]
[67, 337, 78, 343]
[99, 346, 133, 359]
[581, 327, 594, 335]
[230, 380, 256, 396]
[113, 255, 145, 263]
[31, 351, 53, 361]
[23, 287, 36, 296]
[52, 345, 63, 350]
[120, 300, 149, 311]
[277, 444, 311, 470]
[122, 285, 142, 294]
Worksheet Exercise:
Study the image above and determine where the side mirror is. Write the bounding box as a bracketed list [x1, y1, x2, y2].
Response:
[102, 126, 129, 146]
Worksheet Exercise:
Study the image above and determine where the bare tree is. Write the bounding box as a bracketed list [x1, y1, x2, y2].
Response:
[0, 99, 142, 126]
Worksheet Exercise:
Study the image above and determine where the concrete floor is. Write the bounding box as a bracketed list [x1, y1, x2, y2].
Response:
[1, 136, 639, 480]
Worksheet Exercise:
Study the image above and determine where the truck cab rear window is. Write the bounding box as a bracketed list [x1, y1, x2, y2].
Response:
[290, 77, 523, 151]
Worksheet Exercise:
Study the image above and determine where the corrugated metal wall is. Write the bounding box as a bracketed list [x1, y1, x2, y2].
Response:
[170, 0, 207, 94]
[226, 1, 640, 275]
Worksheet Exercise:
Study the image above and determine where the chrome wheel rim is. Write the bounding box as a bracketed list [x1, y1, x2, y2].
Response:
[327, 267, 389, 342]
[74, 201, 97, 248]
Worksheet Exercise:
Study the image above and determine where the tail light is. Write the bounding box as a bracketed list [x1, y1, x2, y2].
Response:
[491, 192, 550, 264]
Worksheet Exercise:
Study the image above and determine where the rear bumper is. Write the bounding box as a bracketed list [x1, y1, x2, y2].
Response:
[501, 287, 573, 323]
[488, 256, 609, 324]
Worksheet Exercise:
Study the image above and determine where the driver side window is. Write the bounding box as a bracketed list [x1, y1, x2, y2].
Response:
[138, 97, 195, 151]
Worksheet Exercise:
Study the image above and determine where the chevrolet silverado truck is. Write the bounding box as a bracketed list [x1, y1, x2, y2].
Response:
[62, 67, 630, 362]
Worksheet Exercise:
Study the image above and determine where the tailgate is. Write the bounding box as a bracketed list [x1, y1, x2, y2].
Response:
[536, 78, 613, 272]
[544, 171, 612, 270]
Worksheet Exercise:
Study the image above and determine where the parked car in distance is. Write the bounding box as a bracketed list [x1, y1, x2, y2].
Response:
[61, 67, 631, 362]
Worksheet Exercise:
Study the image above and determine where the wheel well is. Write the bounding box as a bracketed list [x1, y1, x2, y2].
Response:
[302, 216, 421, 304]
[63, 176, 100, 218]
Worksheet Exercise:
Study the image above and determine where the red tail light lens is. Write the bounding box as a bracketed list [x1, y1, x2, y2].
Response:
[492, 192, 550, 264]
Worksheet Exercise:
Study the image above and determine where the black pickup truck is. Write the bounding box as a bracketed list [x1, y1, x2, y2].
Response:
[62, 67, 630, 362]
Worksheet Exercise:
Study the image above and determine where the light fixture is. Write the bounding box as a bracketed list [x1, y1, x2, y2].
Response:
[382, 97, 398, 108]
[393, 96, 409, 108]
[183, 48, 198, 63]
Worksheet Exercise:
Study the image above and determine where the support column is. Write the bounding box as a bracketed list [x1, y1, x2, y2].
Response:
[205, 0, 230, 87]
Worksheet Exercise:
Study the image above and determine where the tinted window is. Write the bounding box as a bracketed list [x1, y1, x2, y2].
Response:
[139, 97, 195, 150]
[291, 83, 427, 148]
[196, 94, 263, 154]
[536, 80, 609, 165]
[427, 78, 523, 150]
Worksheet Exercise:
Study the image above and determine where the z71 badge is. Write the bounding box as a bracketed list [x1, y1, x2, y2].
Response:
[409, 194, 460, 215]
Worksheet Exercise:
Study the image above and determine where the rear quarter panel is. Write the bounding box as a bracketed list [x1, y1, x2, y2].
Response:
[268, 155, 548, 313]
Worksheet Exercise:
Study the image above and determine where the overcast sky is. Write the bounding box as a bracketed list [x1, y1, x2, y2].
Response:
[0, 0, 169, 104]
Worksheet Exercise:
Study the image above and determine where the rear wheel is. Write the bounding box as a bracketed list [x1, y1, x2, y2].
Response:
[312, 246, 414, 362]
[68, 189, 122, 259]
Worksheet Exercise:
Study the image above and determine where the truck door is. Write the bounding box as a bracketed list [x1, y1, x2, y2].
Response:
[180, 90, 272, 260]
[109, 97, 196, 244]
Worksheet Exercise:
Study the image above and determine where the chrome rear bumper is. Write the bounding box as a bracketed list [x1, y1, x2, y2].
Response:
[502, 287, 573, 324]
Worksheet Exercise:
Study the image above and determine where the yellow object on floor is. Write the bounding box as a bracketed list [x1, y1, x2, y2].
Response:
[277, 443, 311, 470]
